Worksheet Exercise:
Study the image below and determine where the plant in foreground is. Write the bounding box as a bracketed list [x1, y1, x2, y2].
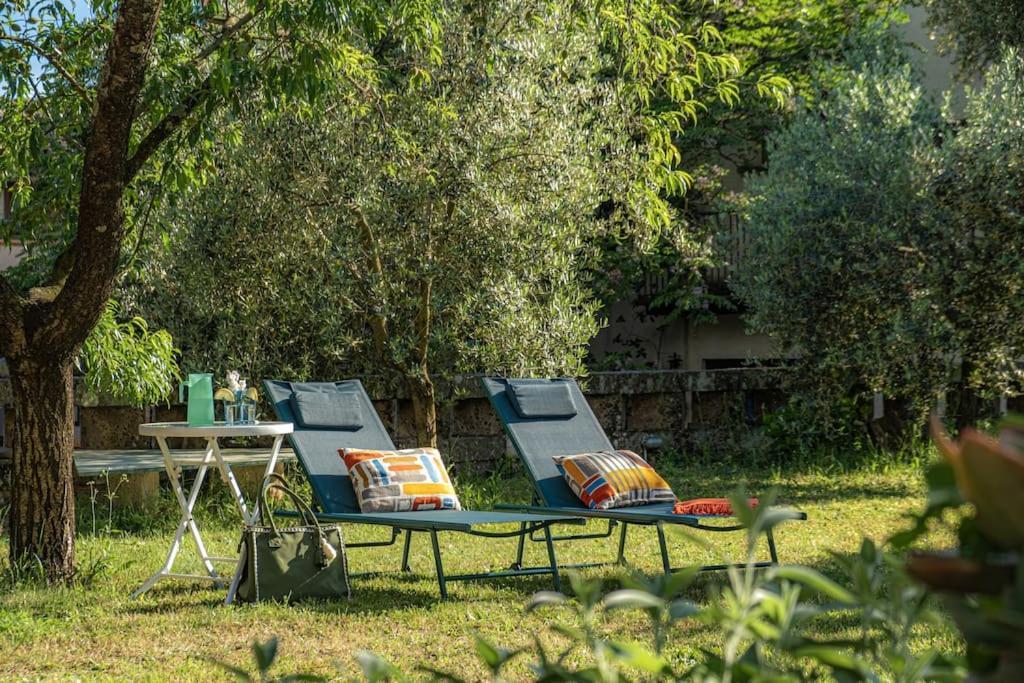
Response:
[212, 637, 324, 683]
[902, 415, 1024, 681]
[350, 492, 960, 681]
[224, 490, 963, 681]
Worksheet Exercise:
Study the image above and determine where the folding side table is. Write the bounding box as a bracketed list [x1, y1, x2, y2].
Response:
[132, 421, 293, 599]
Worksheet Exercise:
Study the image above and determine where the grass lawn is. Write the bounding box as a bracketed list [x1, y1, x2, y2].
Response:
[0, 455, 960, 681]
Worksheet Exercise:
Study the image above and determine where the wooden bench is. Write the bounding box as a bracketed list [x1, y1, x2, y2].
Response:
[0, 447, 296, 507]
[79, 447, 297, 506]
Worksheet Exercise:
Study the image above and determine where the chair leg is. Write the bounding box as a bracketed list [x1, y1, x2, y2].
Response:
[429, 529, 448, 600]
[766, 528, 778, 564]
[542, 524, 562, 593]
[401, 529, 413, 572]
[656, 522, 671, 574]
[617, 522, 629, 564]
[511, 522, 526, 570]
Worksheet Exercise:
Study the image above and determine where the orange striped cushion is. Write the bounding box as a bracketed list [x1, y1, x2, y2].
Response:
[554, 450, 675, 510]
[341, 447, 462, 513]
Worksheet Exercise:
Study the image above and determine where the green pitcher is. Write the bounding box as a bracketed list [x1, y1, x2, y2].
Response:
[179, 373, 215, 427]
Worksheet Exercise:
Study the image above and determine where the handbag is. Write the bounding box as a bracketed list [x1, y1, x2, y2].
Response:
[235, 473, 350, 603]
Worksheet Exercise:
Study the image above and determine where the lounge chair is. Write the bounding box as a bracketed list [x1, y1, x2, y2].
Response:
[481, 377, 807, 574]
[263, 379, 583, 599]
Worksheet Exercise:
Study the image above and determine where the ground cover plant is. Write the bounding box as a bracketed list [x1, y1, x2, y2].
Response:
[0, 454, 960, 680]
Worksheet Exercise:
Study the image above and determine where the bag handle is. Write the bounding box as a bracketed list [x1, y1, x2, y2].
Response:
[258, 473, 319, 534]
[256, 473, 339, 566]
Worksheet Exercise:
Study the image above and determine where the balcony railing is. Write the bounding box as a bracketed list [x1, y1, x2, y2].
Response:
[703, 212, 746, 290]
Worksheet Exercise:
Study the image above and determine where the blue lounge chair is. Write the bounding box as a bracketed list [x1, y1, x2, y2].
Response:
[481, 377, 807, 574]
[264, 379, 584, 598]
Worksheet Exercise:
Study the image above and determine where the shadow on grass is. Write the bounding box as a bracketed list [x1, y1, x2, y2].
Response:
[120, 566, 569, 614]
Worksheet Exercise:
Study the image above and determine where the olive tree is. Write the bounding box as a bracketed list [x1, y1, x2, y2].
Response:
[732, 53, 948, 428]
[923, 51, 1024, 407]
[734, 48, 1024, 433]
[134, 0, 741, 446]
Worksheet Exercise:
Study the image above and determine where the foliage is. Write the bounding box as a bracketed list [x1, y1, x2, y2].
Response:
[131, 1, 597, 408]
[77, 300, 179, 407]
[590, 3, 907, 366]
[922, 51, 1024, 400]
[0, 0, 435, 283]
[212, 637, 324, 683]
[761, 394, 876, 460]
[900, 416, 1024, 680]
[129, 0, 749, 443]
[735, 48, 1024, 432]
[915, 0, 1024, 69]
[733, 47, 944, 424]
[690, 0, 906, 177]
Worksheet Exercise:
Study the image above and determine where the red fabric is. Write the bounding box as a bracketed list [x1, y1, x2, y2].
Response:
[672, 497, 759, 516]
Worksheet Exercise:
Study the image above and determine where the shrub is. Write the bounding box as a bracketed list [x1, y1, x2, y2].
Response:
[734, 49, 1024, 435]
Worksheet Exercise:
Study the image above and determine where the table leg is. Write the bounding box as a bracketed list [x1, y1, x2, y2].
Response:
[211, 437, 251, 521]
[225, 543, 247, 606]
[183, 442, 221, 578]
[132, 438, 222, 598]
[223, 435, 284, 605]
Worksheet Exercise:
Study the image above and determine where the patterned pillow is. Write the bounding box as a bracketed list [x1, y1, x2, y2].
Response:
[554, 450, 675, 510]
[341, 447, 462, 513]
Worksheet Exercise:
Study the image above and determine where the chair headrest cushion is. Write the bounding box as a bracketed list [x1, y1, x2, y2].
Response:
[290, 384, 363, 430]
[507, 379, 578, 419]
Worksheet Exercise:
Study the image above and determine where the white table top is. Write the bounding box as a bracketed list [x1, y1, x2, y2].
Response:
[138, 421, 293, 438]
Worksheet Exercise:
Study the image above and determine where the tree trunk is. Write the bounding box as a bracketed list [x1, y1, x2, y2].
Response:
[0, 0, 166, 583]
[7, 354, 77, 582]
[408, 369, 438, 448]
[954, 361, 983, 431]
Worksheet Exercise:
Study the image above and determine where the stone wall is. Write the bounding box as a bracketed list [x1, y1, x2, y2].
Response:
[0, 369, 786, 473]
[423, 369, 784, 470]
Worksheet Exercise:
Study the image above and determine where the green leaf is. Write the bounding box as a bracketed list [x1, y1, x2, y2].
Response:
[668, 599, 700, 621]
[602, 589, 665, 611]
[472, 634, 519, 673]
[355, 651, 409, 683]
[526, 591, 567, 611]
[251, 637, 278, 673]
[607, 640, 672, 675]
[790, 645, 871, 677]
[768, 566, 857, 604]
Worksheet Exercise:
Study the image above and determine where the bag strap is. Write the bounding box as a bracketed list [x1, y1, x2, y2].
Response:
[257, 473, 337, 566]
[258, 473, 319, 533]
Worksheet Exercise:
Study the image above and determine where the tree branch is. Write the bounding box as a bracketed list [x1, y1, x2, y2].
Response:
[348, 203, 390, 360]
[46, 0, 164, 350]
[124, 76, 212, 181]
[190, 5, 263, 67]
[123, 3, 267, 181]
[0, 33, 92, 104]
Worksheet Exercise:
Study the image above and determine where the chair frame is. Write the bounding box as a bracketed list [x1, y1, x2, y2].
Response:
[482, 377, 805, 575]
[265, 379, 584, 599]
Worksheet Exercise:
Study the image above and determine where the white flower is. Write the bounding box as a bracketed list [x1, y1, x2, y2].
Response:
[227, 370, 241, 392]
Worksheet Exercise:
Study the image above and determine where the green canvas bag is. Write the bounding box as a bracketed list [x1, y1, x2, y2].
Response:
[236, 474, 350, 603]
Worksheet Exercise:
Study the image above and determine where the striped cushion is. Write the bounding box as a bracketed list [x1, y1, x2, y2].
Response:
[341, 447, 462, 513]
[554, 450, 675, 510]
